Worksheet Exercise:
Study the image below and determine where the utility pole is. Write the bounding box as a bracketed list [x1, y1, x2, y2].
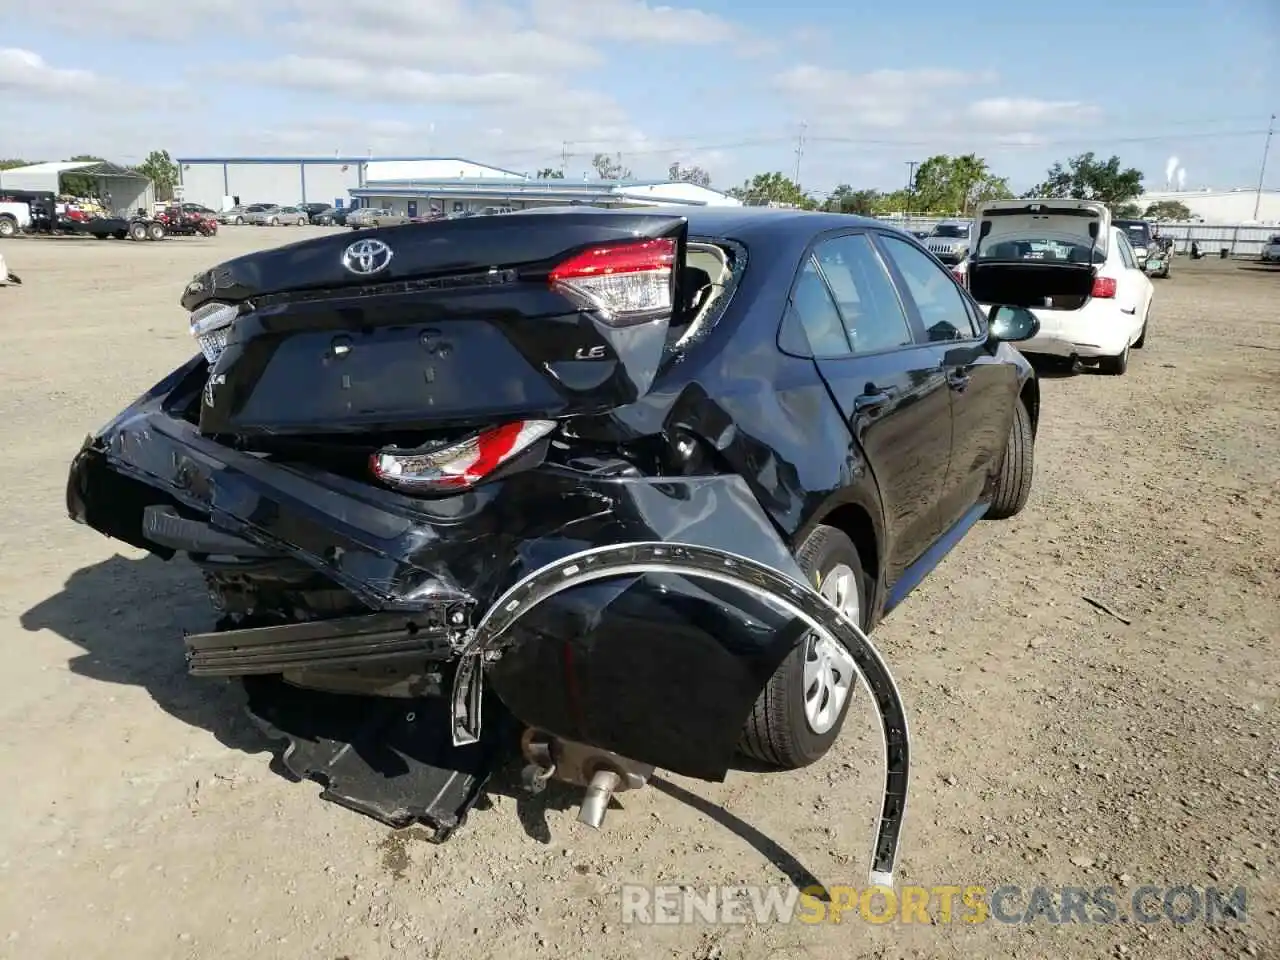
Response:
[794, 121, 807, 186]
[904, 160, 918, 219]
[1253, 114, 1275, 222]
[561, 141, 571, 176]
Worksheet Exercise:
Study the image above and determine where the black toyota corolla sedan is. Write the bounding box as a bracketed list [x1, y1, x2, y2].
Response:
[65, 205, 1040, 878]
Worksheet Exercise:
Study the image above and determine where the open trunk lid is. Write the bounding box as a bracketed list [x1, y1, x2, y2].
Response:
[182, 212, 691, 439]
[967, 199, 1108, 310]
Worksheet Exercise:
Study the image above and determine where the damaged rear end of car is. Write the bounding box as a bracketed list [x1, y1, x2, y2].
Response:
[66, 210, 910, 883]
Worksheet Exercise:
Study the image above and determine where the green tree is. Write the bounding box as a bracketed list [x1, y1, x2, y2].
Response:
[908, 153, 1011, 215]
[871, 189, 909, 216]
[138, 149, 180, 201]
[1113, 202, 1143, 219]
[668, 162, 711, 187]
[725, 172, 815, 208]
[1144, 199, 1192, 220]
[536, 167, 565, 179]
[592, 153, 632, 180]
[1024, 152, 1144, 208]
[824, 184, 879, 215]
[0, 159, 36, 170]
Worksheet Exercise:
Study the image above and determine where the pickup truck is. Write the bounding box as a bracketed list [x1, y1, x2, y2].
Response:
[0, 200, 33, 237]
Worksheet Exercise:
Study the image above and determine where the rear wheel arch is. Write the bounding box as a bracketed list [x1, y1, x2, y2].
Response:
[817, 502, 880, 597]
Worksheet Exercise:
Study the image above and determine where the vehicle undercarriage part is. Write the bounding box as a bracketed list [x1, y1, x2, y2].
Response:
[454, 540, 910, 886]
[242, 672, 509, 842]
[519, 727, 655, 829]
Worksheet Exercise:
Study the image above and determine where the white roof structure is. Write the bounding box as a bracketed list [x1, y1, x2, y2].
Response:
[0, 160, 154, 215]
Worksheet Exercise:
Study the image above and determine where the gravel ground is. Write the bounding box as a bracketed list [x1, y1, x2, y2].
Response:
[1, 228, 1277, 960]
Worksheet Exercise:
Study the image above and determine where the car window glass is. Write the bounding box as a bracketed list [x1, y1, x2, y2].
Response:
[1115, 232, 1137, 269]
[790, 256, 852, 357]
[811, 233, 914, 354]
[877, 234, 977, 343]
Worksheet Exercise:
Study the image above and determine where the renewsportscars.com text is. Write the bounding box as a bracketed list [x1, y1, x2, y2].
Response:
[620, 883, 1248, 926]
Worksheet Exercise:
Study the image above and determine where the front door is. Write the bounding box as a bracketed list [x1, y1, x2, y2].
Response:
[787, 231, 954, 586]
[873, 231, 1019, 532]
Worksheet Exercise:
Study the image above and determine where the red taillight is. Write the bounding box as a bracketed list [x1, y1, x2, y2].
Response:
[548, 237, 675, 326]
[1091, 277, 1117, 299]
[370, 420, 556, 494]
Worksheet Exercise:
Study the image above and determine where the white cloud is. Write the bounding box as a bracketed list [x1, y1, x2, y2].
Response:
[14, 0, 255, 40]
[528, 0, 741, 44]
[775, 65, 1000, 129]
[0, 48, 100, 97]
[966, 97, 1102, 128]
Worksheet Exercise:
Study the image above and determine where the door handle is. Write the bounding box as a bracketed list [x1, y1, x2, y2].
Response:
[853, 391, 892, 414]
[1120, 306, 1137, 314]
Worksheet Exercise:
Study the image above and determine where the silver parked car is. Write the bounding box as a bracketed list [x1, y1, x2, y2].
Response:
[246, 204, 309, 226]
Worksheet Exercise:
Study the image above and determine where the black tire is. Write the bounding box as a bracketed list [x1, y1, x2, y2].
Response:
[147, 222, 166, 241]
[128, 221, 148, 241]
[1097, 342, 1129, 375]
[739, 525, 868, 770]
[986, 397, 1034, 520]
[113, 230, 128, 240]
[0, 216, 16, 238]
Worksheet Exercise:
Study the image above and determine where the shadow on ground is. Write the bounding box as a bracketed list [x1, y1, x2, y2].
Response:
[19, 551, 269, 755]
[22, 552, 828, 895]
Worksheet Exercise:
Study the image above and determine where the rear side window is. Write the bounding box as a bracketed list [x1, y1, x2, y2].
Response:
[812, 233, 915, 354]
[1115, 232, 1138, 269]
[877, 234, 979, 342]
[789, 257, 851, 357]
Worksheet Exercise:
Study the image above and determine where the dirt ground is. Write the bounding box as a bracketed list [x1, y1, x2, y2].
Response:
[1, 228, 1276, 960]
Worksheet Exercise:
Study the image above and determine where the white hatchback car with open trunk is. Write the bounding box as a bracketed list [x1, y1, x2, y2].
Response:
[953, 199, 1153, 375]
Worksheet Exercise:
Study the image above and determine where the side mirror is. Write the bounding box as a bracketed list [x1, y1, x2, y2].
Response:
[987, 304, 1040, 343]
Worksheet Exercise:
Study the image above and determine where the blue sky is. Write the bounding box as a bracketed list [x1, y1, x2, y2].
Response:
[1, 0, 1276, 198]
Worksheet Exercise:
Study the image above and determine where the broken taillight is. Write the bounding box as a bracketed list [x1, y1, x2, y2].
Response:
[370, 420, 556, 494]
[189, 301, 238, 364]
[548, 237, 675, 326]
[1091, 277, 1117, 299]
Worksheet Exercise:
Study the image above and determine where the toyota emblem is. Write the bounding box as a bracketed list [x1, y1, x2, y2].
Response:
[342, 238, 393, 276]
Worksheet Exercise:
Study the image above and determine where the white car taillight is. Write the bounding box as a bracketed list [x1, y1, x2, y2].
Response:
[548, 237, 675, 326]
[189, 301, 238, 363]
[370, 420, 556, 495]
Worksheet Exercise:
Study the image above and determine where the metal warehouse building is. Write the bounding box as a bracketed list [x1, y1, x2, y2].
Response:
[174, 156, 527, 211]
[1137, 188, 1280, 224]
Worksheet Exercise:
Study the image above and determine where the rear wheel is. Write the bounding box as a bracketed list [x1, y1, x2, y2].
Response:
[986, 396, 1035, 520]
[739, 525, 867, 770]
[1098, 342, 1129, 375]
[113, 229, 128, 240]
[128, 221, 148, 241]
[0, 216, 17, 238]
[270, 216, 280, 226]
[147, 222, 166, 241]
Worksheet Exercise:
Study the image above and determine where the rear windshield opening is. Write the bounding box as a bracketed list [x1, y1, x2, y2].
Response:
[930, 224, 968, 238]
[668, 239, 742, 351]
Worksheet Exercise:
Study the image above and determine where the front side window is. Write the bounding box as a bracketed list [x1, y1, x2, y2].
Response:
[877, 234, 978, 343]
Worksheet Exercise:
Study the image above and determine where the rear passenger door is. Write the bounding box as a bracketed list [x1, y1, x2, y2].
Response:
[783, 230, 953, 586]
[874, 230, 1019, 534]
